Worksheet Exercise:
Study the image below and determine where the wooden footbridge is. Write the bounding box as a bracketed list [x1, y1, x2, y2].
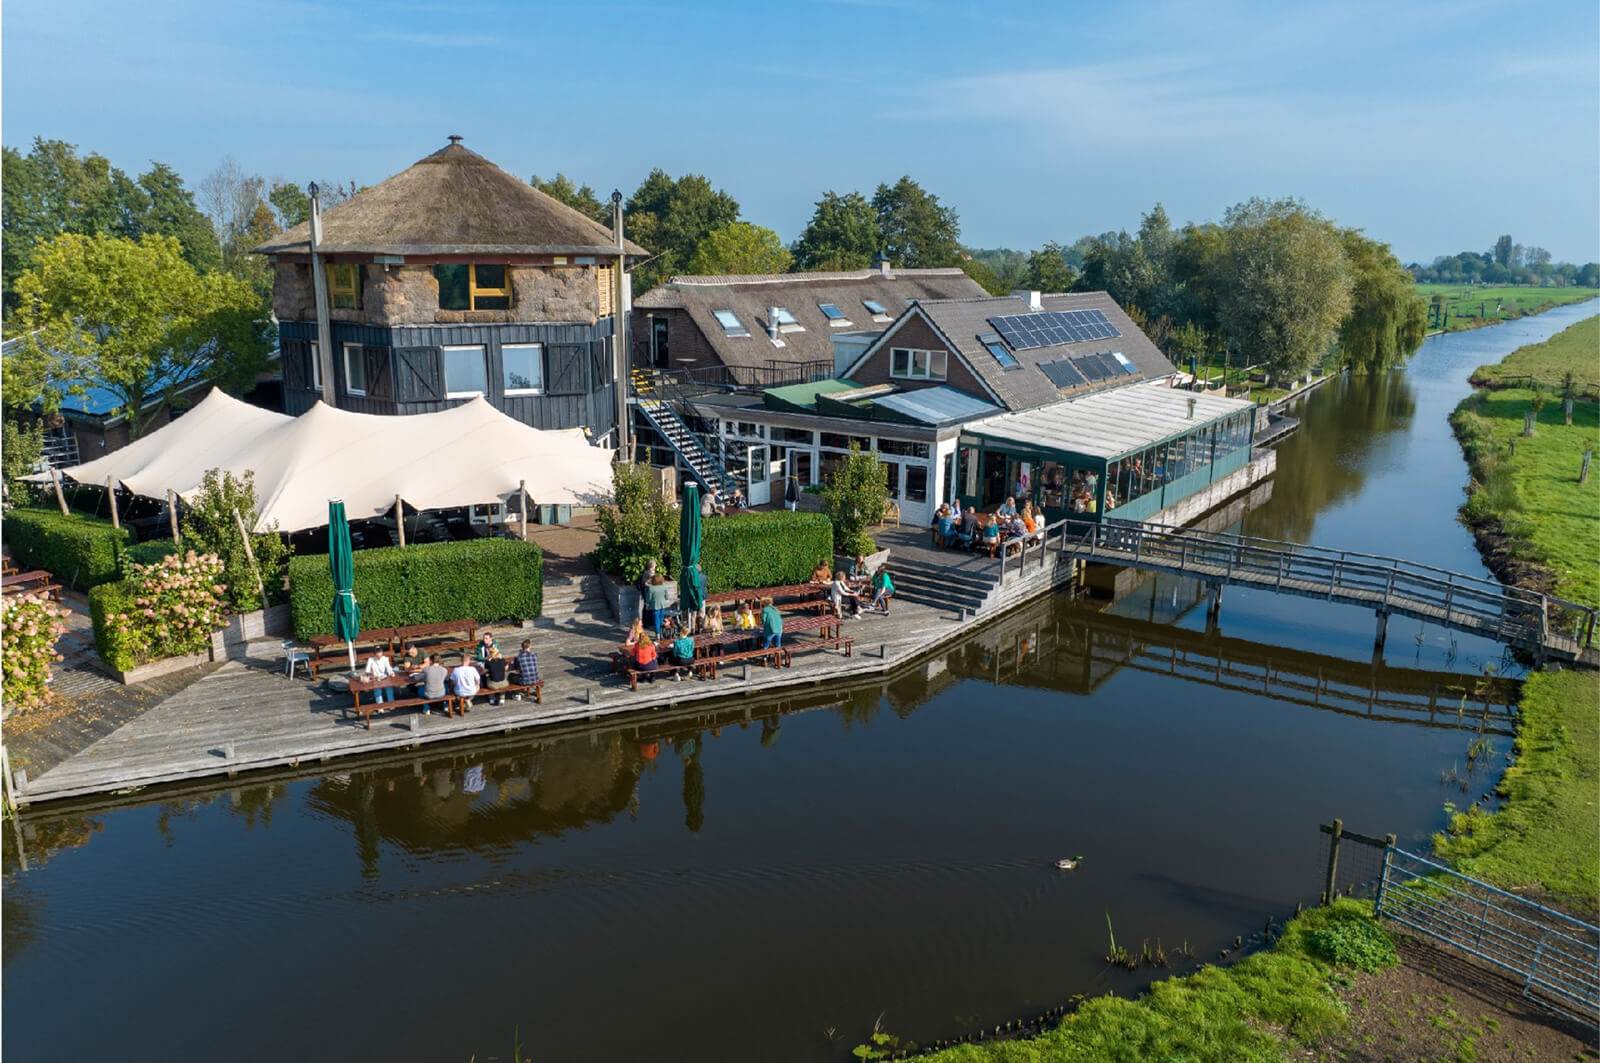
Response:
[1000, 519, 1599, 667]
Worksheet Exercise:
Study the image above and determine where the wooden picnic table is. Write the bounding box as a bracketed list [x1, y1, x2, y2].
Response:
[308, 627, 400, 678]
[2, 570, 61, 600]
[395, 619, 480, 657]
[703, 583, 825, 610]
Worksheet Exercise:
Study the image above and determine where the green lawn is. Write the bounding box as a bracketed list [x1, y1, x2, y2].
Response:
[1434, 670, 1600, 916]
[1415, 284, 1599, 332]
[1470, 314, 1600, 392]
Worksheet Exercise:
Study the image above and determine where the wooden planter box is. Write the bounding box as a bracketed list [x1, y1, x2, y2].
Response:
[600, 575, 678, 626]
[106, 650, 211, 685]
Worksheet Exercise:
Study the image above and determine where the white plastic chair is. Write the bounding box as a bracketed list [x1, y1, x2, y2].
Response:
[282, 639, 311, 680]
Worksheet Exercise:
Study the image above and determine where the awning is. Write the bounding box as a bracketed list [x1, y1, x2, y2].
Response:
[54, 389, 614, 532]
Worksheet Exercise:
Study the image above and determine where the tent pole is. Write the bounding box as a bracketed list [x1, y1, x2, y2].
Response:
[106, 476, 121, 530]
[47, 465, 69, 516]
[520, 480, 528, 540]
[167, 489, 181, 544]
[394, 495, 406, 548]
[231, 507, 267, 605]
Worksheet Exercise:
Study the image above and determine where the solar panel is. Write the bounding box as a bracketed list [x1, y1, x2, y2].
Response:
[988, 309, 1121, 351]
[1071, 354, 1109, 382]
[1110, 351, 1138, 375]
[1040, 359, 1087, 389]
[1089, 353, 1122, 378]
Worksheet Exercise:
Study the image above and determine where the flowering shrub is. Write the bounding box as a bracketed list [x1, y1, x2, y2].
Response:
[106, 551, 228, 667]
[1, 593, 68, 712]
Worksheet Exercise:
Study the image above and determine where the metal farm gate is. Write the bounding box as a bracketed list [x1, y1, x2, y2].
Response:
[1374, 846, 1600, 1027]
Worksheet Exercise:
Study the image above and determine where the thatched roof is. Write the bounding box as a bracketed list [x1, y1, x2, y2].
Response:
[253, 141, 646, 258]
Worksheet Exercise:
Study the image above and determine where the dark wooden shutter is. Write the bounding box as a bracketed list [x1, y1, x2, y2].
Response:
[366, 346, 393, 400]
[546, 344, 587, 395]
[392, 347, 443, 401]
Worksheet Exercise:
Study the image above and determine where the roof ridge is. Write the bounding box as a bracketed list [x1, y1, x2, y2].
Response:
[664, 268, 967, 287]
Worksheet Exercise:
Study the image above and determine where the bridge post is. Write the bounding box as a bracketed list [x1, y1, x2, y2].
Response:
[1374, 609, 1389, 653]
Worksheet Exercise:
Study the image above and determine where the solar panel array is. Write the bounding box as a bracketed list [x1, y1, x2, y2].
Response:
[1040, 351, 1140, 391]
[1039, 360, 1086, 388]
[987, 308, 1120, 351]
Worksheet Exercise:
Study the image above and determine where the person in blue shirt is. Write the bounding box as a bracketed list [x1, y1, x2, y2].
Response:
[869, 566, 895, 614]
[760, 597, 784, 648]
[672, 631, 697, 666]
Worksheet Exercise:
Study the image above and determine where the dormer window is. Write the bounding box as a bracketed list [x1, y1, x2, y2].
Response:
[713, 310, 749, 337]
[330, 263, 361, 309]
[435, 264, 512, 311]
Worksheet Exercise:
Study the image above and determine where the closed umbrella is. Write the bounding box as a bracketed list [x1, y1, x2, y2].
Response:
[329, 497, 362, 673]
[679, 483, 705, 630]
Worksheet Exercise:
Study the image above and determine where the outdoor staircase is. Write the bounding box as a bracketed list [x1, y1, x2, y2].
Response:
[889, 556, 1003, 615]
[536, 571, 610, 627]
[631, 369, 738, 496]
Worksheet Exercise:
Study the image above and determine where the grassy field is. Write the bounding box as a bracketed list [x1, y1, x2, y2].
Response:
[1469, 315, 1600, 392]
[1416, 283, 1599, 332]
[1434, 670, 1600, 915]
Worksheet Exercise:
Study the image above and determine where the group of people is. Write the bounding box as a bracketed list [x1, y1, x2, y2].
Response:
[698, 486, 747, 518]
[810, 554, 894, 618]
[361, 631, 540, 713]
[932, 496, 1045, 553]
[618, 594, 783, 676]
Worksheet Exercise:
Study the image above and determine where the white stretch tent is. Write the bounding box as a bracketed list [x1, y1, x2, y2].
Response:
[56, 389, 614, 532]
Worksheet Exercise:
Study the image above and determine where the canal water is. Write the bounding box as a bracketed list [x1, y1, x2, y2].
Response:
[4, 302, 1594, 1062]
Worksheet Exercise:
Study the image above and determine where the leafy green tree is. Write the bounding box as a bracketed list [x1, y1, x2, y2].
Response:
[1, 419, 45, 508]
[1023, 242, 1078, 292]
[593, 461, 678, 582]
[1337, 230, 1427, 373]
[13, 233, 273, 438]
[791, 190, 879, 271]
[1491, 234, 1514, 268]
[531, 173, 611, 226]
[872, 177, 961, 268]
[687, 222, 792, 275]
[820, 442, 888, 556]
[137, 163, 222, 274]
[180, 468, 290, 611]
[958, 256, 1008, 295]
[1215, 198, 1352, 381]
[267, 181, 310, 230]
[625, 170, 740, 293]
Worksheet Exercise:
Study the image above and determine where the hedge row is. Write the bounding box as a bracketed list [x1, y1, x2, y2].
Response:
[288, 538, 543, 639]
[3, 507, 130, 589]
[88, 580, 137, 672]
[698, 511, 832, 593]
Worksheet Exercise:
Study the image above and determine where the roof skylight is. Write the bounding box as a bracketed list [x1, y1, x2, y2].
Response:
[818, 302, 846, 320]
[978, 331, 1019, 369]
[862, 299, 888, 315]
[713, 310, 749, 337]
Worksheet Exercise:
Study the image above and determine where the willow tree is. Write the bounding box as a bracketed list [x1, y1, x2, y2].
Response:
[1215, 198, 1352, 382]
[1337, 230, 1427, 373]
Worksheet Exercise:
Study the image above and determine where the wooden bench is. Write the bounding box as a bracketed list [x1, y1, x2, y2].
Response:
[2, 556, 16, 576]
[346, 675, 458, 730]
[692, 645, 786, 680]
[622, 661, 695, 690]
[786, 632, 855, 660]
[308, 627, 399, 679]
[2, 570, 61, 600]
[458, 671, 545, 707]
[395, 619, 479, 658]
[704, 584, 825, 612]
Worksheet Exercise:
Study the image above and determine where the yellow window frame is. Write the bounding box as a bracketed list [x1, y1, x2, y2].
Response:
[329, 262, 360, 309]
[469, 264, 511, 309]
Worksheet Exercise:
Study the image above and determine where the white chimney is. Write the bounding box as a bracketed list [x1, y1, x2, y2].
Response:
[767, 307, 781, 341]
[1011, 290, 1043, 311]
[871, 251, 893, 277]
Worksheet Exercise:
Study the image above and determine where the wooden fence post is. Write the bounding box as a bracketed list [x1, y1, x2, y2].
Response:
[167, 489, 181, 544]
[46, 465, 69, 516]
[1323, 818, 1343, 906]
[106, 476, 120, 530]
[231, 507, 266, 605]
[1580, 450, 1591, 485]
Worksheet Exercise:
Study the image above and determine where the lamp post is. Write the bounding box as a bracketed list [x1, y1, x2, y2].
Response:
[612, 189, 631, 461]
[308, 181, 336, 407]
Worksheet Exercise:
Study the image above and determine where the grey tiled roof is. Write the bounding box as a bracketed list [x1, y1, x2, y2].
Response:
[632, 269, 986, 375]
[906, 292, 1177, 411]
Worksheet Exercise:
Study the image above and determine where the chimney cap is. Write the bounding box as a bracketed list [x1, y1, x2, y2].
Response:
[447, 133, 463, 145]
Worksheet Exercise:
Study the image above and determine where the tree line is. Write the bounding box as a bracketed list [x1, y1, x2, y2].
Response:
[1407, 235, 1598, 288]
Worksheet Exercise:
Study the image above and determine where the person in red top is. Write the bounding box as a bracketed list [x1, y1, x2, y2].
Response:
[634, 633, 659, 674]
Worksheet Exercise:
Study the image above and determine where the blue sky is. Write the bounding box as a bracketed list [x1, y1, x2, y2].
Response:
[5, 0, 1597, 264]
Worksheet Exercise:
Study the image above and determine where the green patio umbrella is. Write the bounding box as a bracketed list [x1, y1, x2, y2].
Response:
[329, 497, 362, 673]
[679, 483, 705, 629]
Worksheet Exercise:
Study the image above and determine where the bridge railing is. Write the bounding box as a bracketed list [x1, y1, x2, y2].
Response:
[1060, 519, 1596, 652]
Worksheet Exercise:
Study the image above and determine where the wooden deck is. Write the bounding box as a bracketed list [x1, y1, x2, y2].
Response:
[15, 590, 1036, 806]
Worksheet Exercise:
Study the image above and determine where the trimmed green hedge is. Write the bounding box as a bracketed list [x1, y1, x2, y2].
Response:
[699, 511, 832, 593]
[88, 580, 138, 672]
[288, 538, 543, 639]
[3, 507, 131, 589]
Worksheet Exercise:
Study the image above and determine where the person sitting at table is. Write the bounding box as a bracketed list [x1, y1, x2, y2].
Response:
[415, 654, 448, 715]
[848, 552, 870, 584]
[622, 618, 645, 649]
[513, 638, 540, 700]
[645, 573, 677, 638]
[830, 570, 861, 618]
[363, 646, 396, 704]
[730, 487, 747, 510]
[997, 496, 1017, 517]
[950, 498, 963, 521]
[450, 653, 482, 707]
[672, 629, 697, 666]
[869, 565, 895, 615]
[482, 646, 510, 705]
[982, 514, 1002, 551]
[935, 510, 957, 548]
[633, 633, 660, 676]
[397, 644, 422, 673]
[810, 559, 832, 584]
[474, 632, 499, 662]
[701, 490, 716, 518]
[705, 606, 725, 634]
[735, 600, 759, 630]
[959, 506, 980, 549]
[760, 596, 784, 649]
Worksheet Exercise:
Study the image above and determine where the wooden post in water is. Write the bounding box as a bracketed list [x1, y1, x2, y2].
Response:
[231, 507, 266, 604]
[1323, 818, 1343, 906]
[106, 476, 120, 530]
[394, 495, 406, 548]
[167, 489, 181, 544]
[46, 465, 69, 516]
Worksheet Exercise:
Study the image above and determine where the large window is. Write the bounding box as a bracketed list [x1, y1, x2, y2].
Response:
[904, 465, 929, 503]
[342, 343, 366, 395]
[774, 427, 814, 445]
[435, 264, 512, 311]
[889, 347, 947, 381]
[820, 432, 871, 451]
[876, 437, 930, 459]
[330, 263, 360, 309]
[503, 343, 543, 395]
[443, 345, 488, 397]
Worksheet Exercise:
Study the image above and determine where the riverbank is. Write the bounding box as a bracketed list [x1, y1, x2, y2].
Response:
[1417, 284, 1600, 333]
